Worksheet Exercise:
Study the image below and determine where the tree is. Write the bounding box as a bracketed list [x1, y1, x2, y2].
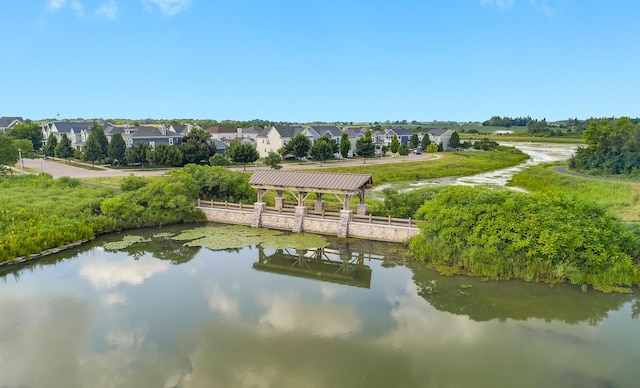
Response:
[409, 133, 420, 149]
[426, 143, 438, 153]
[187, 127, 211, 140]
[420, 133, 430, 151]
[398, 143, 410, 160]
[309, 137, 334, 166]
[264, 151, 282, 170]
[209, 153, 230, 166]
[89, 121, 109, 157]
[125, 143, 150, 169]
[227, 142, 259, 171]
[147, 143, 183, 168]
[83, 135, 102, 168]
[55, 134, 74, 162]
[284, 134, 312, 163]
[355, 129, 375, 163]
[449, 131, 461, 149]
[389, 134, 400, 155]
[0, 133, 19, 176]
[9, 120, 43, 151]
[107, 133, 126, 165]
[43, 134, 58, 158]
[178, 138, 211, 165]
[339, 131, 351, 159]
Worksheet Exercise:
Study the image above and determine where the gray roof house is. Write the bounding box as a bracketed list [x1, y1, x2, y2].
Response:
[169, 124, 193, 136]
[126, 126, 182, 148]
[426, 129, 454, 150]
[42, 121, 91, 148]
[238, 125, 263, 141]
[0, 116, 23, 134]
[383, 127, 413, 146]
[255, 125, 305, 158]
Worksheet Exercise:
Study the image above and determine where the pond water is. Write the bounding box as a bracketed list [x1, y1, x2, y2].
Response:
[1, 224, 638, 388]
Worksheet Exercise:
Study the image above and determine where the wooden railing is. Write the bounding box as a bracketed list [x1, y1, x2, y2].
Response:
[196, 199, 251, 211]
[352, 214, 418, 228]
[196, 199, 420, 228]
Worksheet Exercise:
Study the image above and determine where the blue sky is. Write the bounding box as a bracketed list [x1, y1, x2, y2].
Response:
[1, 0, 638, 122]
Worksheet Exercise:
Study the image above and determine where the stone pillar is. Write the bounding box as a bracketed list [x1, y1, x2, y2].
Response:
[314, 200, 325, 212]
[338, 210, 352, 238]
[292, 206, 307, 233]
[275, 197, 285, 210]
[356, 204, 368, 215]
[252, 202, 265, 228]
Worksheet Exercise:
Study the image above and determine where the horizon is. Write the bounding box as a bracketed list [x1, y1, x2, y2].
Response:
[2, 1, 639, 122]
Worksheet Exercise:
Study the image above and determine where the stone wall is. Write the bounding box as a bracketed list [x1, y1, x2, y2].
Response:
[198, 206, 420, 243]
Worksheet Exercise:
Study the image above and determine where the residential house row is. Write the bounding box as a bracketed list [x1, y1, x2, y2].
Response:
[37, 120, 454, 157]
[0, 116, 24, 134]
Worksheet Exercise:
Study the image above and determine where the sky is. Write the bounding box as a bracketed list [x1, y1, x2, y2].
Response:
[1, 0, 639, 123]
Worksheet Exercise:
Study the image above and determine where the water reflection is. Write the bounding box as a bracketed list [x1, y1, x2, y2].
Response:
[254, 246, 373, 288]
[408, 262, 636, 326]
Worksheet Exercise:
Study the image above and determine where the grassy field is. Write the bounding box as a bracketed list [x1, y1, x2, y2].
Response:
[509, 163, 640, 222]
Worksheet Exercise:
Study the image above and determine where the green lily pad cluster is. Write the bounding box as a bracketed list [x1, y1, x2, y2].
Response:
[103, 235, 151, 250]
[173, 225, 329, 250]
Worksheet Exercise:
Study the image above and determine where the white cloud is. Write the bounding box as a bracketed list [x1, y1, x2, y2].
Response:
[530, 0, 554, 17]
[79, 257, 170, 289]
[145, 0, 192, 16]
[70, 0, 84, 17]
[96, 0, 118, 20]
[207, 284, 240, 319]
[258, 293, 361, 338]
[101, 292, 127, 306]
[481, 0, 516, 10]
[47, 0, 67, 10]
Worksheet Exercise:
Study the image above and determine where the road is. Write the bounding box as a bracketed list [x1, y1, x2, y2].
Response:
[18, 153, 440, 179]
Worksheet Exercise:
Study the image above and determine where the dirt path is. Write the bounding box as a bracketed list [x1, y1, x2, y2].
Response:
[554, 166, 640, 183]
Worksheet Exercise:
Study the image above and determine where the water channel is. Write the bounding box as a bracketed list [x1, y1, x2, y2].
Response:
[1, 224, 639, 388]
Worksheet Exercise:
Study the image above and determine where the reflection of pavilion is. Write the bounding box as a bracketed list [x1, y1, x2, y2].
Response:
[253, 246, 373, 288]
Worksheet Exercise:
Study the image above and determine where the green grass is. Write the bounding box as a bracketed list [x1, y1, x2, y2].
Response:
[312, 148, 529, 185]
[509, 163, 640, 222]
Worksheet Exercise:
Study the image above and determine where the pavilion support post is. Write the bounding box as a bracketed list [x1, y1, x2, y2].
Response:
[314, 192, 325, 212]
[292, 205, 307, 233]
[343, 194, 352, 211]
[257, 188, 267, 203]
[275, 190, 284, 210]
[338, 209, 352, 238]
[356, 203, 368, 215]
[252, 202, 265, 228]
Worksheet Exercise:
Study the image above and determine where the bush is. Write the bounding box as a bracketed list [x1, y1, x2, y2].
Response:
[410, 186, 640, 288]
[120, 175, 148, 192]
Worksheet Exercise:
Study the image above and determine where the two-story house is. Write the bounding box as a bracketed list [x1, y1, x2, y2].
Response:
[0, 117, 23, 134]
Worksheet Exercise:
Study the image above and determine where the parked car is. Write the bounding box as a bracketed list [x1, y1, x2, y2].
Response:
[413, 148, 421, 155]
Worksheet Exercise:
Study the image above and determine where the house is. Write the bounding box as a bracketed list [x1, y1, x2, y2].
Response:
[41, 121, 91, 149]
[255, 125, 305, 158]
[206, 125, 239, 140]
[125, 126, 182, 148]
[237, 125, 263, 142]
[382, 127, 413, 146]
[345, 127, 367, 157]
[169, 124, 193, 136]
[0, 116, 23, 134]
[426, 129, 454, 150]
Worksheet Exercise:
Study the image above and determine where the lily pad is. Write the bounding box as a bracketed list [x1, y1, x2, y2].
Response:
[103, 235, 150, 250]
[172, 225, 328, 250]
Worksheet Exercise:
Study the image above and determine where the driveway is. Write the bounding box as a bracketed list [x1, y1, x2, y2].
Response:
[19, 158, 167, 179]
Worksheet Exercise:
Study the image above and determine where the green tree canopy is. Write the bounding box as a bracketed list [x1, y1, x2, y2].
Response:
[284, 134, 312, 163]
[178, 138, 211, 165]
[227, 142, 259, 170]
[409, 133, 420, 149]
[0, 133, 19, 175]
[264, 151, 282, 170]
[449, 131, 461, 149]
[147, 143, 183, 168]
[339, 131, 351, 159]
[309, 137, 334, 166]
[420, 133, 430, 151]
[9, 120, 43, 151]
[107, 133, 127, 165]
[389, 134, 400, 154]
[43, 134, 58, 158]
[55, 134, 74, 162]
[355, 129, 375, 163]
[83, 135, 103, 168]
[125, 143, 150, 169]
[426, 143, 438, 153]
[89, 121, 109, 157]
[209, 153, 230, 166]
[398, 143, 410, 160]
